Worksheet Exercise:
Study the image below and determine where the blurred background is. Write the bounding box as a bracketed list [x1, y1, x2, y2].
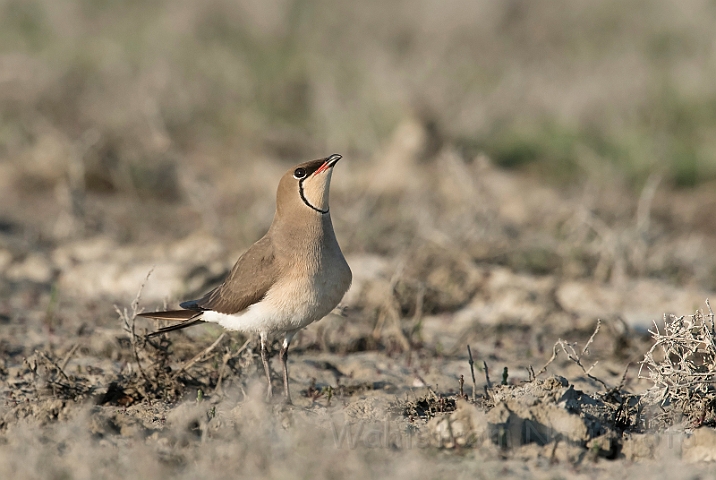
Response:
[3, 0, 716, 357]
[3, 0, 716, 186]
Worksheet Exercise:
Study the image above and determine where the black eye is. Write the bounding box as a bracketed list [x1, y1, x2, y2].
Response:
[293, 168, 306, 179]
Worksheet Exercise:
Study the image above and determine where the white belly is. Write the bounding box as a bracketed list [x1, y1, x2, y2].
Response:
[201, 300, 301, 334]
[200, 269, 349, 335]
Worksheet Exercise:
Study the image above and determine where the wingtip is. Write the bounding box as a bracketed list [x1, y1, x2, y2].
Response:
[179, 299, 202, 310]
[136, 310, 201, 321]
[145, 318, 205, 337]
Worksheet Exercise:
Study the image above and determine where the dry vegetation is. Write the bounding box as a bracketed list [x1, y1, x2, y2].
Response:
[639, 304, 716, 426]
[4, 0, 716, 478]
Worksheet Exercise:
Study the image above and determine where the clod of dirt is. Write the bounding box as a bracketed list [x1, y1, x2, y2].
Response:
[6, 399, 72, 426]
[344, 397, 395, 423]
[428, 399, 488, 448]
[682, 428, 716, 462]
[395, 245, 483, 315]
[395, 390, 457, 423]
[585, 431, 618, 459]
[622, 433, 661, 461]
[424, 376, 623, 455]
[89, 408, 148, 438]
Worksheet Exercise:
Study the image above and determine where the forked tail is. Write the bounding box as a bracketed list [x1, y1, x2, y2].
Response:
[137, 310, 205, 337]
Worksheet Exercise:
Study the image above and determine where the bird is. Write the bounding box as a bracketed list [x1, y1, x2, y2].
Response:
[138, 154, 352, 404]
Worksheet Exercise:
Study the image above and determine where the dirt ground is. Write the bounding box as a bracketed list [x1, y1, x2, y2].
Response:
[3, 117, 716, 479]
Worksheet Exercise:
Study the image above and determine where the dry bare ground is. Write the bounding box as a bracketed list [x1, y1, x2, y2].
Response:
[4, 120, 716, 478]
[4, 1, 716, 478]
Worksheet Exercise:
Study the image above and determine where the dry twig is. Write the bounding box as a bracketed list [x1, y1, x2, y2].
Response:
[174, 333, 227, 377]
[36, 350, 72, 385]
[116, 268, 154, 385]
[60, 343, 80, 371]
[535, 319, 608, 389]
[214, 338, 251, 394]
[483, 360, 492, 389]
[467, 344, 477, 402]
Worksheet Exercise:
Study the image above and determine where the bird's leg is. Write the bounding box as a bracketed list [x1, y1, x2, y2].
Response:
[279, 332, 295, 404]
[260, 333, 273, 399]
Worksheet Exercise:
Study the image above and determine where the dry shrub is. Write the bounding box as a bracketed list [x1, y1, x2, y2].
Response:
[639, 302, 716, 421]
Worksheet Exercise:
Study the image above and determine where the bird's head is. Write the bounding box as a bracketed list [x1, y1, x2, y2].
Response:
[276, 154, 342, 216]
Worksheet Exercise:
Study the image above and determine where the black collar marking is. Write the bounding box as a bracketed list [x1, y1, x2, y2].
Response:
[298, 178, 329, 214]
